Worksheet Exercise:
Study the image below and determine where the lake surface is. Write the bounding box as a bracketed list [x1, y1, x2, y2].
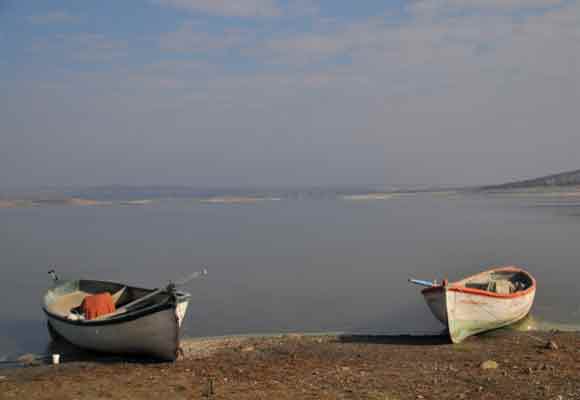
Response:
[2, 192, 580, 359]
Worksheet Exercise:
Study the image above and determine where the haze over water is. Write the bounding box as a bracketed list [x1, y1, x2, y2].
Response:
[1, 190, 580, 359]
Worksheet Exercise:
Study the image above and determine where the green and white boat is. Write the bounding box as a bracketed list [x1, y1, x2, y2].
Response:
[412, 266, 536, 343]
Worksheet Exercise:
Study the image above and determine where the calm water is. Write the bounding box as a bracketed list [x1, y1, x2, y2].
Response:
[1, 192, 580, 359]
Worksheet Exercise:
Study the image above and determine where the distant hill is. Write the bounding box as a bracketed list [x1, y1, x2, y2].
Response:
[482, 169, 580, 190]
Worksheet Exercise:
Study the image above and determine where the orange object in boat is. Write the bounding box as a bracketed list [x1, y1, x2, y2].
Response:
[81, 292, 115, 320]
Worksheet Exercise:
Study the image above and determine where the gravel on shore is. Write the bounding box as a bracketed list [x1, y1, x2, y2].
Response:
[1, 331, 579, 400]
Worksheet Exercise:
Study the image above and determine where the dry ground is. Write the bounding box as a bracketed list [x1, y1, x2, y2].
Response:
[1, 331, 579, 400]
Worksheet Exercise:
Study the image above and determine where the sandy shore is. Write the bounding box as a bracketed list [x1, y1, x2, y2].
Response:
[0, 200, 31, 208]
[200, 196, 281, 204]
[0, 198, 112, 208]
[1, 331, 579, 399]
[340, 193, 393, 201]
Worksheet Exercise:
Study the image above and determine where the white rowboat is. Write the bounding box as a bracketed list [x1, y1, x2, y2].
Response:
[415, 266, 536, 343]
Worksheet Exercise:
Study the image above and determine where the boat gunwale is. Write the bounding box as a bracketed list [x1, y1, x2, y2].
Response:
[43, 279, 191, 327]
[421, 266, 536, 299]
[43, 302, 176, 326]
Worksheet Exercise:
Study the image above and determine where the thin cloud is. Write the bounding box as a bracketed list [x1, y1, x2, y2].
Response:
[27, 10, 78, 24]
[410, 0, 566, 18]
[31, 33, 129, 63]
[154, 0, 281, 17]
[283, 0, 319, 17]
[443, 0, 564, 9]
[159, 22, 252, 53]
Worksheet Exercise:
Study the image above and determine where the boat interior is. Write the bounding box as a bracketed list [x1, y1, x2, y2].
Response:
[45, 280, 171, 320]
[461, 270, 533, 295]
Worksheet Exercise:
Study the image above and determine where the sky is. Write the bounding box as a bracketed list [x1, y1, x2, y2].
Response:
[1, 0, 579, 188]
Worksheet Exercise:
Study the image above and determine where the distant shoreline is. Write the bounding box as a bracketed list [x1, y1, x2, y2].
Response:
[3, 186, 580, 209]
[199, 196, 282, 204]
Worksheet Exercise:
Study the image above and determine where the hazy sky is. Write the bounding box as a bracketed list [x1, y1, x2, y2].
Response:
[1, 0, 579, 188]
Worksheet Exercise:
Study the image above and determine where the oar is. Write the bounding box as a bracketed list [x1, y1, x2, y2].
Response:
[408, 278, 435, 287]
[174, 268, 208, 286]
[115, 269, 208, 313]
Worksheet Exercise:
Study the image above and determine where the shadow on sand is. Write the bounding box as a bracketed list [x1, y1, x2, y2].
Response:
[45, 337, 169, 365]
[337, 333, 450, 346]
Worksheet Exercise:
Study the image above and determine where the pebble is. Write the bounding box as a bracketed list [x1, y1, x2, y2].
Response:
[241, 346, 255, 353]
[545, 340, 559, 351]
[286, 333, 303, 339]
[0, 376, 6, 380]
[17, 354, 40, 366]
[480, 360, 498, 370]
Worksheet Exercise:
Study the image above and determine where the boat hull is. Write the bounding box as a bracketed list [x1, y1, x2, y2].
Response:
[46, 300, 188, 360]
[422, 288, 448, 325]
[430, 288, 535, 343]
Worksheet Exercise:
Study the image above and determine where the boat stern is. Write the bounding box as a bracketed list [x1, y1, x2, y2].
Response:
[174, 291, 191, 328]
[421, 286, 448, 326]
